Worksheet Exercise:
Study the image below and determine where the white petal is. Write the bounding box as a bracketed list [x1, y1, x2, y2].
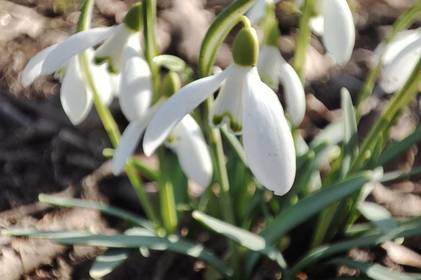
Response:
[91, 61, 115, 106]
[143, 67, 231, 156]
[112, 118, 148, 175]
[246, 0, 266, 24]
[380, 36, 421, 93]
[322, 0, 355, 64]
[309, 14, 324, 36]
[60, 57, 92, 125]
[257, 45, 282, 89]
[110, 73, 121, 97]
[119, 46, 152, 121]
[21, 44, 58, 87]
[42, 26, 118, 75]
[169, 114, 213, 188]
[279, 60, 306, 126]
[242, 68, 296, 195]
[95, 25, 138, 73]
[374, 28, 421, 65]
[211, 64, 249, 133]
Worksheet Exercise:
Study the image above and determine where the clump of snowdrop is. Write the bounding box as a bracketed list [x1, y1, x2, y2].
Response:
[255, 1, 306, 126]
[376, 28, 421, 93]
[143, 23, 296, 195]
[112, 72, 213, 189]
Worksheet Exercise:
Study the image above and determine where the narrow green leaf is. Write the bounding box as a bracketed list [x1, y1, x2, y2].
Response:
[221, 126, 247, 165]
[358, 201, 398, 232]
[198, 0, 255, 76]
[262, 173, 373, 243]
[244, 173, 373, 276]
[89, 249, 129, 279]
[285, 217, 421, 279]
[341, 88, 358, 176]
[38, 194, 154, 231]
[378, 126, 421, 166]
[193, 211, 286, 268]
[328, 258, 416, 280]
[3, 229, 233, 277]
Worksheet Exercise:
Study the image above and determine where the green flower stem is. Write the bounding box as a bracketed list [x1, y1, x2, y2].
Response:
[79, 53, 160, 228]
[292, 0, 315, 81]
[351, 57, 421, 172]
[198, 0, 255, 76]
[77, 0, 160, 228]
[143, 0, 160, 101]
[198, 2, 255, 275]
[356, 3, 421, 113]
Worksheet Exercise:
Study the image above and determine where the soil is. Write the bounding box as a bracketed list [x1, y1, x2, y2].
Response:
[0, 0, 420, 279]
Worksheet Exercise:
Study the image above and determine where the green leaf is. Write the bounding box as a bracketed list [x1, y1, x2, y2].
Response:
[285, 217, 421, 279]
[244, 173, 373, 276]
[221, 126, 247, 165]
[89, 249, 129, 279]
[378, 126, 421, 166]
[198, 0, 255, 76]
[38, 194, 154, 231]
[152, 55, 186, 72]
[341, 88, 358, 177]
[328, 258, 416, 280]
[358, 201, 398, 232]
[262, 173, 373, 243]
[2, 229, 233, 277]
[192, 211, 286, 268]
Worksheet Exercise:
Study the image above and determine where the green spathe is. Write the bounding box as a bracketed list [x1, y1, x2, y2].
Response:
[232, 27, 259, 66]
[123, 3, 143, 32]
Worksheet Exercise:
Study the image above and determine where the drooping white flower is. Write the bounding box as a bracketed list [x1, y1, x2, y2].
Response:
[112, 101, 213, 189]
[143, 27, 296, 195]
[246, 0, 281, 24]
[21, 4, 151, 124]
[21, 46, 114, 125]
[296, 0, 355, 64]
[40, 3, 144, 75]
[258, 45, 306, 126]
[377, 29, 421, 93]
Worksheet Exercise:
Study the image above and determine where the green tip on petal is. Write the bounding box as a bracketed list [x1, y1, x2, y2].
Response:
[123, 3, 143, 32]
[161, 72, 181, 97]
[232, 27, 259, 67]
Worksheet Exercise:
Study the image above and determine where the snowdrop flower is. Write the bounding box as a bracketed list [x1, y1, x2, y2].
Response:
[377, 29, 421, 93]
[21, 46, 115, 125]
[39, 3, 144, 76]
[296, 0, 355, 64]
[112, 73, 213, 189]
[256, 6, 305, 126]
[21, 4, 150, 125]
[258, 45, 306, 126]
[143, 26, 296, 195]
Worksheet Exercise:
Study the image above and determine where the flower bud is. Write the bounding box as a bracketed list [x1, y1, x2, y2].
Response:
[123, 3, 143, 32]
[232, 27, 259, 67]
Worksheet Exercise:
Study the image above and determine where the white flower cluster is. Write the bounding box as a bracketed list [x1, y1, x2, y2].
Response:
[21, 0, 364, 196]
